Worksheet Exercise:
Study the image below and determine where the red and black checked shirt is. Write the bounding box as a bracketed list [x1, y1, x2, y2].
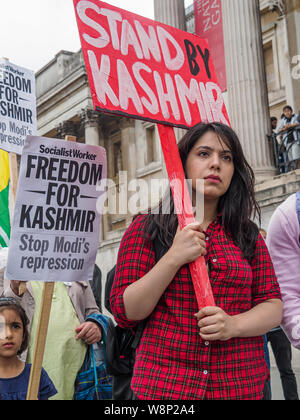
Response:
[110, 215, 281, 400]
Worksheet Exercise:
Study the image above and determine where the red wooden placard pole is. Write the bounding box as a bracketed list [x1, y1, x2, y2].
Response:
[157, 124, 215, 309]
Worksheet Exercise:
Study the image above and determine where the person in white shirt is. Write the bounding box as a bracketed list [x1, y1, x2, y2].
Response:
[278, 106, 300, 170]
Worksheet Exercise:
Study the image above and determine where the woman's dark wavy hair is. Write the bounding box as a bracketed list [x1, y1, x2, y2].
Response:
[144, 122, 261, 262]
[0, 297, 30, 355]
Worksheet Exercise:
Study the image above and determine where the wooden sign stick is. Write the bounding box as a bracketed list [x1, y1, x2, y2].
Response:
[26, 135, 77, 400]
[25, 282, 54, 400]
[157, 124, 215, 309]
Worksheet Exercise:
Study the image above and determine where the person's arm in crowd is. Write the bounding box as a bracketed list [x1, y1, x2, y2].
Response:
[278, 119, 287, 133]
[286, 122, 299, 130]
[277, 119, 286, 142]
[74, 282, 103, 344]
[278, 117, 299, 133]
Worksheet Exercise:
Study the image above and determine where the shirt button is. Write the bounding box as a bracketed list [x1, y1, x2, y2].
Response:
[203, 370, 208, 375]
[206, 236, 209, 241]
[212, 258, 217, 263]
[204, 341, 210, 346]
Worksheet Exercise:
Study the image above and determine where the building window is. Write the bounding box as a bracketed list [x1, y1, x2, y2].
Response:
[146, 125, 156, 164]
[264, 41, 276, 92]
[113, 141, 122, 177]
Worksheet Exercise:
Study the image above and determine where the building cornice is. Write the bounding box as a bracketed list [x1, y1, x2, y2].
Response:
[37, 66, 88, 112]
[260, 0, 285, 15]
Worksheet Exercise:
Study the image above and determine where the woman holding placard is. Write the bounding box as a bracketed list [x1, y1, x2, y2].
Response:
[110, 122, 282, 400]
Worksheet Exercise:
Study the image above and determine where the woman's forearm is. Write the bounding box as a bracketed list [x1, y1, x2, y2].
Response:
[123, 252, 180, 321]
[123, 223, 207, 321]
[233, 299, 283, 338]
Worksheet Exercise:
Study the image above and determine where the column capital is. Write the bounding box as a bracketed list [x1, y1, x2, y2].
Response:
[56, 120, 79, 139]
[119, 117, 135, 130]
[267, 0, 286, 16]
[79, 108, 101, 128]
[79, 108, 101, 146]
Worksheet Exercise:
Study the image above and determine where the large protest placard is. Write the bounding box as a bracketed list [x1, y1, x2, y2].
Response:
[73, 0, 229, 129]
[73, 0, 218, 308]
[5, 136, 107, 283]
[0, 59, 37, 154]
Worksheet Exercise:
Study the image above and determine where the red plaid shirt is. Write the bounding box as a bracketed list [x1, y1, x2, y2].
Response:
[110, 215, 281, 400]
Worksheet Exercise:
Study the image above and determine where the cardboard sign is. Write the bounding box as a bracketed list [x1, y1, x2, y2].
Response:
[73, 0, 229, 128]
[194, 0, 227, 92]
[5, 136, 107, 282]
[0, 59, 37, 154]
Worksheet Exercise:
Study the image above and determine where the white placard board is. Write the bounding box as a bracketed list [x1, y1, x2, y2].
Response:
[0, 59, 37, 154]
[5, 136, 107, 282]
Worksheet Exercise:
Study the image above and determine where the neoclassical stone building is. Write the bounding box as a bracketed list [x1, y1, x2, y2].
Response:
[35, 0, 300, 308]
[36, 49, 167, 283]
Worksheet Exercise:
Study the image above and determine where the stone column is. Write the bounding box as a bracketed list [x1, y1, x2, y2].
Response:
[221, 0, 275, 180]
[154, 0, 186, 30]
[120, 118, 137, 226]
[80, 108, 103, 243]
[285, 0, 300, 111]
[56, 120, 79, 139]
[154, 0, 187, 145]
[80, 108, 100, 146]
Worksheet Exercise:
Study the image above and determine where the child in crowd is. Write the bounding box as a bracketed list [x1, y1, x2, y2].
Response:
[0, 297, 57, 400]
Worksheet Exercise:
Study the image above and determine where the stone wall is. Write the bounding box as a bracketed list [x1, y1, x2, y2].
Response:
[256, 169, 300, 229]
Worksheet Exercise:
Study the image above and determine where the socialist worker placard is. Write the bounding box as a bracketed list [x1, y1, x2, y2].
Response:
[5, 136, 107, 282]
[0, 59, 37, 155]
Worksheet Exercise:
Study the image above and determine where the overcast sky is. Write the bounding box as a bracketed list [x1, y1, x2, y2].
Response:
[1, 0, 193, 73]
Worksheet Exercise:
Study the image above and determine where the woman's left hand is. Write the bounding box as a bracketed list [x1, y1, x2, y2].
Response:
[194, 306, 236, 342]
[75, 321, 102, 345]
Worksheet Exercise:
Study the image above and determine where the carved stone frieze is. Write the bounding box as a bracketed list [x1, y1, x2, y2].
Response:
[80, 108, 101, 128]
[56, 120, 79, 139]
[267, 0, 286, 15]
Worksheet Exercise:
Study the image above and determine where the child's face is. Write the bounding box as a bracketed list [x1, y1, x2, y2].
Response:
[0, 309, 24, 358]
